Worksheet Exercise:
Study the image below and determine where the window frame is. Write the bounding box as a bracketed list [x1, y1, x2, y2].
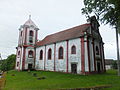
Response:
[40, 50, 43, 60]
[96, 46, 99, 55]
[18, 51, 20, 57]
[17, 62, 19, 67]
[20, 31, 22, 36]
[29, 30, 34, 36]
[48, 48, 52, 60]
[28, 50, 34, 58]
[71, 45, 76, 54]
[58, 47, 64, 59]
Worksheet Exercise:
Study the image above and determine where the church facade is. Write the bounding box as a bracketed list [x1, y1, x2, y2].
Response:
[15, 16, 105, 74]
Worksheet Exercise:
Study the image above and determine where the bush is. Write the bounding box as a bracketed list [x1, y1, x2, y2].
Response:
[0, 54, 16, 71]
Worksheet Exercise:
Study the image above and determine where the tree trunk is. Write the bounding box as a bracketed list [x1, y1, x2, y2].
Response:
[116, 27, 120, 76]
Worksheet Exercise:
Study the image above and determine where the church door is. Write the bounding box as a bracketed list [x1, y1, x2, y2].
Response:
[71, 64, 77, 74]
[28, 64, 33, 70]
[97, 62, 101, 73]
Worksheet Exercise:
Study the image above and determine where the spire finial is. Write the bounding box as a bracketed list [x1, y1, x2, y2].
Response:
[29, 15, 31, 19]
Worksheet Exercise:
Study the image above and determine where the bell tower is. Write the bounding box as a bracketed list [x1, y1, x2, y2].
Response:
[15, 16, 39, 70]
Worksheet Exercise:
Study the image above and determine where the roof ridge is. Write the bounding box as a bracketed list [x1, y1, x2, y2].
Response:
[36, 23, 91, 46]
[48, 23, 90, 36]
[42, 23, 90, 40]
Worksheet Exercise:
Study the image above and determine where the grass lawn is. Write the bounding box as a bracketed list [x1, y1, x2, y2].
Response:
[4, 70, 120, 90]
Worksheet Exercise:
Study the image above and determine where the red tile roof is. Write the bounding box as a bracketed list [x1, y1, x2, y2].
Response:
[36, 24, 91, 46]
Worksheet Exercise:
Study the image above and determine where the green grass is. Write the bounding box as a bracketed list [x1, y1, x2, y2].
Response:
[4, 70, 120, 90]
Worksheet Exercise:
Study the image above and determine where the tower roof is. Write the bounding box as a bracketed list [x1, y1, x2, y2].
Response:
[24, 15, 38, 28]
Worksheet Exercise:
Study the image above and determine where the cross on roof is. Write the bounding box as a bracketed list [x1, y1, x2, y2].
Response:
[29, 15, 31, 20]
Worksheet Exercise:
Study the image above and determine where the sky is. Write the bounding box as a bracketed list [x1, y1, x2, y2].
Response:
[0, 0, 119, 60]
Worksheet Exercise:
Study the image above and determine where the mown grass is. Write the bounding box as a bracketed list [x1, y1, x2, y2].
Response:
[4, 70, 120, 90]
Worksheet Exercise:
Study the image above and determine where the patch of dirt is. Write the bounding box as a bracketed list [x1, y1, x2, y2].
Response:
[0, 72, 6, 90]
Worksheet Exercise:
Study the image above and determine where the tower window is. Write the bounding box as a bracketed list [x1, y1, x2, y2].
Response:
[58, 47, 63, 59]
[17, 62, 19, 67]
[48, 48, 52, 60]
[29, 39, 33, 43]
[71, 45, 76, 54]
[29, 30, 33, 43]
[40, 50, 43, 60]
[29, 30, 33, 36]
[18, 51, 20, 55]
[96, 46, 99, 55]
[21, 31, 22, 36]
[18, 51, 20, 57]
[28, 50, 33, 58]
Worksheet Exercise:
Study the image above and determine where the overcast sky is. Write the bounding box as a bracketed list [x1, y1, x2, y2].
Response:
[0, 0, 119, 59]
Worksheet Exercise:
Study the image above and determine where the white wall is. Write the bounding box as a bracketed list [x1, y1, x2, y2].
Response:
[45, 44, 54, 71]
[89, 38, 95, 71]
[36, 38, 82, 74]
[55, 41, 67, 72]
[105, 65, 112, 70]
[16, 46, 23, 70]
[24, 47, 35, 69]
[68, 38, 81, 74]
[36, 41, 68, 72]
[35, 46, 45, 70]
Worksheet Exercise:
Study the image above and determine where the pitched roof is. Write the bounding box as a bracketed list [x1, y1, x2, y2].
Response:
[36, 24, 91, 46]
[24, 18, 38, 28]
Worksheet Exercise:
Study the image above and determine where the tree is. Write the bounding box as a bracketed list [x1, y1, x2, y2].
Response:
[82, 0, 120, 27]
[112, 60, 118, 69]
[0, 54, 16, 71]
[81, 0, 120, 76]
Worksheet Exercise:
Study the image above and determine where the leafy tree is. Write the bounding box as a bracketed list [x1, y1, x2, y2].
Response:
[0, 54, 16, 71]
[81, 0, 120, 76]
[82, 0, 120, 27]
[0, 60, 7, 71]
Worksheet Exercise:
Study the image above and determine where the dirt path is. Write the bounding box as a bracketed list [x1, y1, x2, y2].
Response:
[0, 73, 6, 90]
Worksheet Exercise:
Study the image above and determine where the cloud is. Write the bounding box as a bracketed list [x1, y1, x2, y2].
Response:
[104, 42, 117, 59]
[0, 0, 117, 60]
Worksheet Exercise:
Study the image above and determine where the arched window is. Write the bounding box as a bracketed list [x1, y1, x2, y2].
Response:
[18, 51, 20, 56]
[48, 48, 52, 60]
[71, 45, 76, 54]
[58, 47, 63, 59]
[21, 31, 22, 36]
[96, 46, 99, 55]
[28, 50, 33, 58]
[40, 50, 43, 60]
[29, 30, 33, 43]
[29, 30, 33, 36]
[17, 62, 19, 67]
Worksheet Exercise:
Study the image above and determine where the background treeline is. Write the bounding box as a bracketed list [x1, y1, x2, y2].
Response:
[0, 54, 16, 71]
[112, 60, 118, 69]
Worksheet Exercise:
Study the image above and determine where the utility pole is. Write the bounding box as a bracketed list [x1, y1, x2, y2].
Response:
[116, 27, 120, 76]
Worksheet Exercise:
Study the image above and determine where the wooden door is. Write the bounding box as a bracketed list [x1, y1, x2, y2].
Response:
[71, 64, 77, 74]
[28, 64, 32, 70]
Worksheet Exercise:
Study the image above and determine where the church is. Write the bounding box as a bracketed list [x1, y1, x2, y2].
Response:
[15, 16, 106, 74]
